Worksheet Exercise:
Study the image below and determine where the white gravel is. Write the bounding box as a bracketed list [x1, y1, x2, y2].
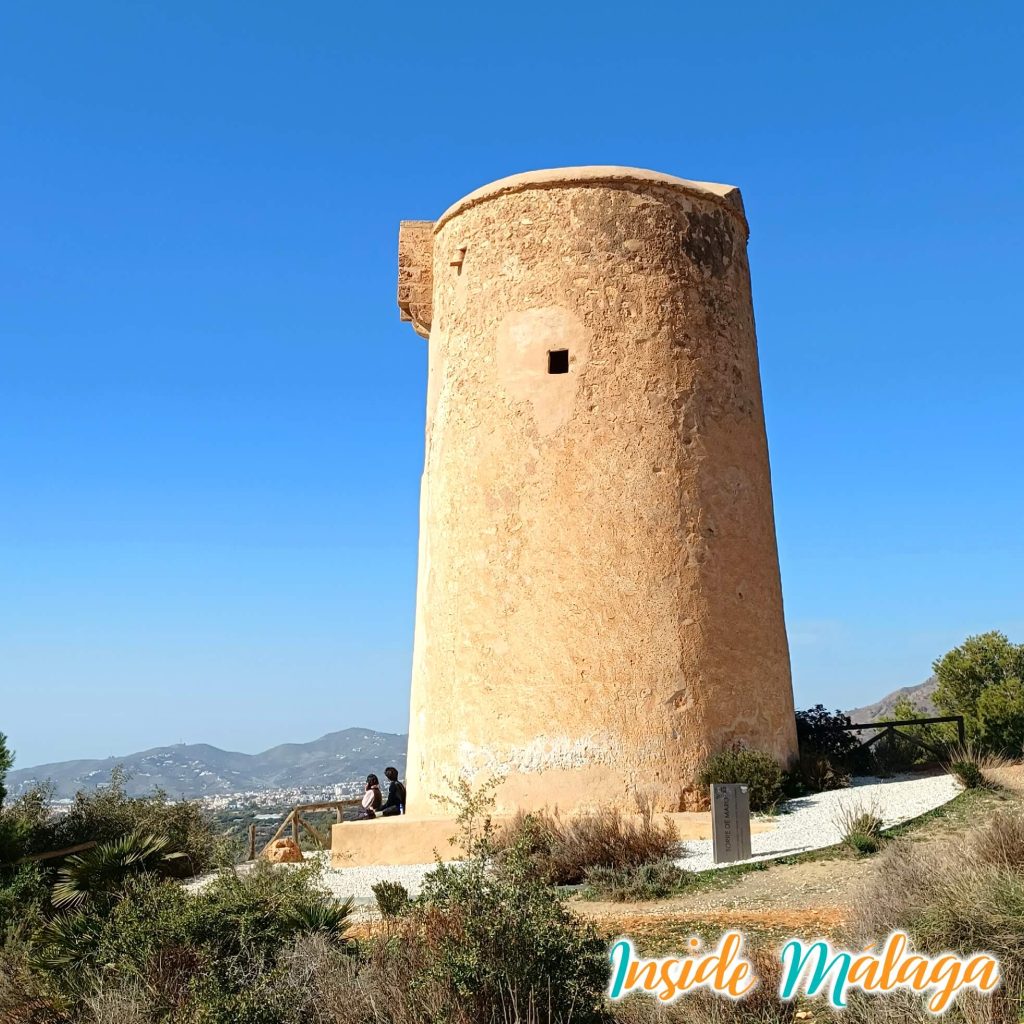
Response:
[182, 852, 453, 902]
[311, 854, 452, 901]
[675, 772, 961, 873]
[187, 774, 961, 901]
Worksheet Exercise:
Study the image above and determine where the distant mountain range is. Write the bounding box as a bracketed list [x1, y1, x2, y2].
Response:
[847, 676, 938, 724]
[8, 729, 408, 800]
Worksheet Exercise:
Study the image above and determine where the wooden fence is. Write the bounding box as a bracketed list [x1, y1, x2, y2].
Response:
[11, 840, 98, 866]
[838, 715, 965, 761]
[257, 799, 361, 858]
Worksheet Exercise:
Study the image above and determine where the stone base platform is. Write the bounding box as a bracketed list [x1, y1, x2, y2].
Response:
[330, 812, 775, 869]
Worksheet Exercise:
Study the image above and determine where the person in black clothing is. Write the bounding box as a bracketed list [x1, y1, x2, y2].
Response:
[380, 766, 406, 816]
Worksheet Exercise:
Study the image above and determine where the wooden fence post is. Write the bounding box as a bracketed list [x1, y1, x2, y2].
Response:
[247, 823, 256, 861]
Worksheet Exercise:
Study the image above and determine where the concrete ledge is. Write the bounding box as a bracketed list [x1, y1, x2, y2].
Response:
[330, 812, 775, 869]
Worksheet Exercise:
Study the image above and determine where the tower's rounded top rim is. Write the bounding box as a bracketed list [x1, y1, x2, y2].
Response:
[435, 166, 746, 232]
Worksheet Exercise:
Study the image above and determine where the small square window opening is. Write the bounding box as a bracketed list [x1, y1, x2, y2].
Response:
[548, 349, 569, 374]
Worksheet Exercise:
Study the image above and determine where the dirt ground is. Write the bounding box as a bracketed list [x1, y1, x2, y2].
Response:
[574, 856, 869, 940]
[573, 771, 1024, 947]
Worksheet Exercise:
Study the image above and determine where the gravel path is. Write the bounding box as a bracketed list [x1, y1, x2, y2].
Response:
[312, 853, 453, 902]
[317, 774, 961, 898]
[186, 774, 961, 902]
[675, 772, 960, 873]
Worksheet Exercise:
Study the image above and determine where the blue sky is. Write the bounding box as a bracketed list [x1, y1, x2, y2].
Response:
[2, 2, 1022, 769]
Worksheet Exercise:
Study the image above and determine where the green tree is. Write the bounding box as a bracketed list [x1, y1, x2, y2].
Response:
[889, 696, 957, 748]
[933, 631, 1024, 727]
[975, 677, 1024, 755]
[0, 732, 13, 808]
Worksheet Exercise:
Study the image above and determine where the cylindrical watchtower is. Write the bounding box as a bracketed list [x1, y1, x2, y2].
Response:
[397, 167, 797, 817]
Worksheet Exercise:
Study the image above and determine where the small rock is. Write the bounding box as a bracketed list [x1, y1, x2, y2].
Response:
[265, 838, 303, 863]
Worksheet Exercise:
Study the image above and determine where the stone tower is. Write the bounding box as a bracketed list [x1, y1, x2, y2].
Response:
[397, 167, 797, 817]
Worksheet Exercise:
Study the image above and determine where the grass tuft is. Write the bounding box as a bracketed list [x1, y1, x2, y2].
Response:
[834, 798, 885, 855]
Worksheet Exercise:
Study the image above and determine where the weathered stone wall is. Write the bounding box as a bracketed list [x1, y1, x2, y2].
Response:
[400, 167, 797, 817]
[397, 220, 433, 339]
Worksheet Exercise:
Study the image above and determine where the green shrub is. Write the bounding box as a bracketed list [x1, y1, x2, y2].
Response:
[583, 857, 693, 902]
[26, 860, 350, 1019]
[975, 676, 1024, 755]
[0, 783, 54, 863]
[371, 879, 410, 918]
[697, 747, 784, 811]
[944, 743, 1009, 791]
[0, 863, 50, 942]
[51, 768, 227, 875]
[344, 780, 618, 1023]
[410, 853, 609, 1022]
[282, 897, 354, 938]
[846, 831, 882, 855]
[933, 630, 1024, 753]
[794, 750, 849, 792]
[869, 730, 923, 776]
[795, 705, 858, 789]
[0, 732, 13, 810]
[0, 769, 227, 877]
[866, 697, 960, 776]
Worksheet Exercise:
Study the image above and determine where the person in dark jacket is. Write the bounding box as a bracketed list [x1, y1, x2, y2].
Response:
[380, 766, 406, 816]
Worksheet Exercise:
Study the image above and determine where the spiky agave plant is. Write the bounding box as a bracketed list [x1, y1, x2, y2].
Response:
[51, 830, 187, 911]
[284, 896, 355, 938]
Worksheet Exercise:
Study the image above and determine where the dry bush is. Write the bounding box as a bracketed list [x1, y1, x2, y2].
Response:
[278, 934, 399, 1023]
[945, 744, 1013, 790]
[280, 931, 565, 1024]
[82, 980, 152, 1024]
[971, 808, 1024, 870]
[0, 944, 66, 1024]
[845, 808, 1024, 1023]
[610, 948, 798, 1023]
[838, 978, 1024, 1024]
[493, 802, 682, 886]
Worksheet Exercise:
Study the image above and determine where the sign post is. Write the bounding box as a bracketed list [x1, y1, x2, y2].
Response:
[711, 783, 752, 864]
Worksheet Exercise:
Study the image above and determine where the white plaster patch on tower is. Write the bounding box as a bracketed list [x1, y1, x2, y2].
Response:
[459, 733, 620, 776]
[495, 307, 590, 436]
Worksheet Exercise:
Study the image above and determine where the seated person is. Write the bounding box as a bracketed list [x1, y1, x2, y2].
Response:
[380, 766, 406, 816]
[360, 774, 383, 819]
